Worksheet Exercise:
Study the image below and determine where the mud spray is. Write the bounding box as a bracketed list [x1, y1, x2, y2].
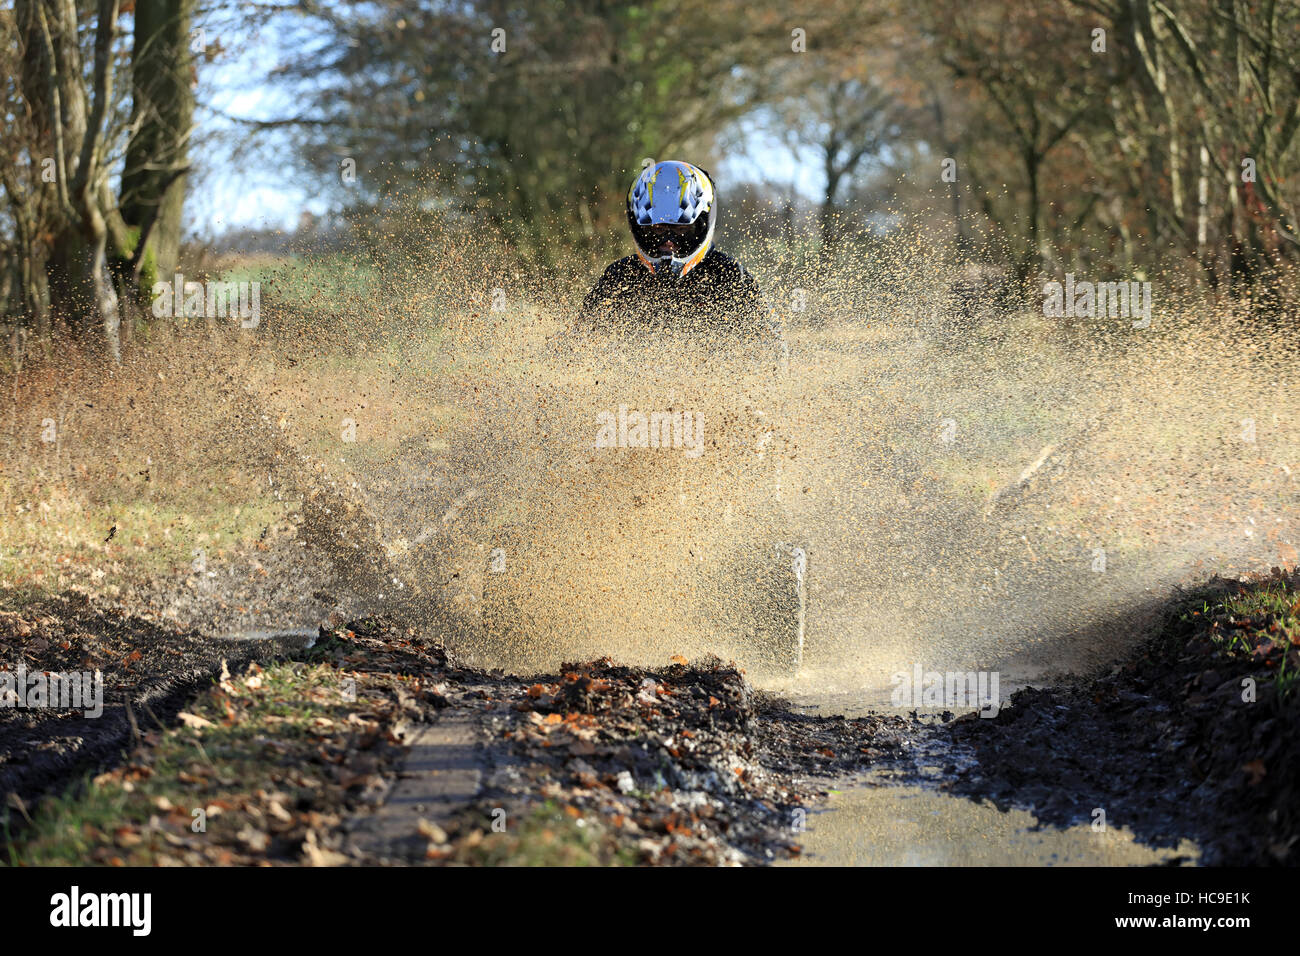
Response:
[244, 218, 1298, 706]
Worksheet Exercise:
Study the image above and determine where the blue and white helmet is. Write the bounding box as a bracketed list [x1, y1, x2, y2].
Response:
[626, 160, 717, 278]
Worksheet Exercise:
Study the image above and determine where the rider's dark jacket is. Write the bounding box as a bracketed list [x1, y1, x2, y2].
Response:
[579, 249, 775, 341]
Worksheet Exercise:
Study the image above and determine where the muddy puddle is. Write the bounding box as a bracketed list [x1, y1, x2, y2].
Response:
[779, 680, 1204, 867]
[781, 770, 1200, 866]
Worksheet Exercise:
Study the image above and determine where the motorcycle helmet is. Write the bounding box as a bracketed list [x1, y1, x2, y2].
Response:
[627, 160, 717, 278]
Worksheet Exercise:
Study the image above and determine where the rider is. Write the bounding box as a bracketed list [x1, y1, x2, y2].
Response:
[574, 161, 805, 670]
[580, 160, 779, 344]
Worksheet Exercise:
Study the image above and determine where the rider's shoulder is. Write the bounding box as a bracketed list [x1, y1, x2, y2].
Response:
[701, 248, 757, 287]
[587, 256, 646, 300]
[603, 255, 645, 278]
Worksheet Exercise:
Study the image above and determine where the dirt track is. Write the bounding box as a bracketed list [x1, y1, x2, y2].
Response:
[0, 596, 928, 865]
[4, 568, 1296, 865]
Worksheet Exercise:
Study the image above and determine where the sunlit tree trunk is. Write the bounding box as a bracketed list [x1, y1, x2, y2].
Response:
[121, 0, 195, 283]
[23, 0, 124, 361]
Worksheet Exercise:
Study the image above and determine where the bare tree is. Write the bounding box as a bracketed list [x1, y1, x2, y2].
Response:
[2, 0, 202, 358]
[771, 73, 904, 261]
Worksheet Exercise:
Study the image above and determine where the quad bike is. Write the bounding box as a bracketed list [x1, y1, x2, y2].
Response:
[478, 325, 808, 675]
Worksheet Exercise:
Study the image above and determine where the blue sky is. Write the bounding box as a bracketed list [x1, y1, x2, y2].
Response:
[187, 11, 328, 236]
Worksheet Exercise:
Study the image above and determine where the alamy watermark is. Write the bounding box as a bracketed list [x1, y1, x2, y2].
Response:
[151, 273, 260, 328]
[1, 664, 103, 717]
[1043, 273, 1152, 328]
[890, 663, 1000, 717]
[50, 886, 150, 936]
[593, 404, 704, 458]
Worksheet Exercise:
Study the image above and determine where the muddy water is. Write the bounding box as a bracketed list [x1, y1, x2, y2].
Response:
[255, 301, 1297, 688]
[779, 771, 1199, 866]
[779, 680, 1203, 866]
[251, 279, 1294, 865]
[436, 315, 1291, 684]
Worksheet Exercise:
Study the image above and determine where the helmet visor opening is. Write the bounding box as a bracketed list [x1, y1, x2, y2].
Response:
[631, 218, 709, 260]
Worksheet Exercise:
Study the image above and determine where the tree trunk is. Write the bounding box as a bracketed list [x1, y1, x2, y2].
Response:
[1014, 147, 1041, 296]
[121, 0, 195, 283]
[818, 165, 841, 266]
[35, 0, 123, 361]
[46, 199, 121, 362]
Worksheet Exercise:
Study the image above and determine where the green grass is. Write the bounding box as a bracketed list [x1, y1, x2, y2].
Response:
[222, 254, 386, 312]
[0, 480, 290, 597]
[1190, 574, 1300, 699]
[6, 660, 357, 866]
[450, 801, 637, 867]
[1221, 579, 1300, 697]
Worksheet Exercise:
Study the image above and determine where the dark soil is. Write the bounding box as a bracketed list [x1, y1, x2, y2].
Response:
[0, 597, 928, 866]
[938, 567, 1300, 866]
[0, 591, 280, 816]
[6, 568, 1294, 866]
